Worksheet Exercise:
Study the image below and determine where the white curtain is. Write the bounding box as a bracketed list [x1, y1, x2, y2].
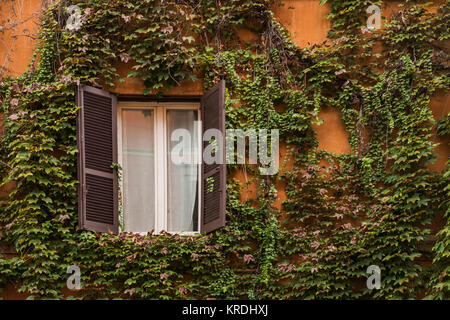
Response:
[166, 110, 199, 232]
[122, 109, 155, 233]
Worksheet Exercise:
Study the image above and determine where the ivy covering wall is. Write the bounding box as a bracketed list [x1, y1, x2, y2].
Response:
[0, 0, 449, 299]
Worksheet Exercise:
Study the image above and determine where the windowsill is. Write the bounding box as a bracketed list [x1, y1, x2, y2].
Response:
[121, 231, 201, 237]
[167, 231, 202, 237]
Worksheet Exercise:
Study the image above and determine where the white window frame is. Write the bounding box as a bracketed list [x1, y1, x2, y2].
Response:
[118, 101, 202, 235]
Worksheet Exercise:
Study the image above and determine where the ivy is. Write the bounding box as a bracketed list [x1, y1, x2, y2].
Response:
[0, 0, 448, 299]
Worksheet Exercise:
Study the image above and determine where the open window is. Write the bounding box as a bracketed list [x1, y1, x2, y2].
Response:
[76, 81, 226, 235]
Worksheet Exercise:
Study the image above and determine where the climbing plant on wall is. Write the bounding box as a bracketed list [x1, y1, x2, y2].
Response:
[0, 0, 449, 299]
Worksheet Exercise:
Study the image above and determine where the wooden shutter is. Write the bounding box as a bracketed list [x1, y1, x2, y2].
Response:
[76, 85, 118, 235]
[201, 80, 226, 233]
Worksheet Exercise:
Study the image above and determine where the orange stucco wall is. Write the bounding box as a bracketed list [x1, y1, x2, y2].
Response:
[0, 0, 448, 299]
[0, 0, 44, 77]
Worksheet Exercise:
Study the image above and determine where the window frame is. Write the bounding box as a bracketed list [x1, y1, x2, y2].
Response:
[117, 101, 202, 235]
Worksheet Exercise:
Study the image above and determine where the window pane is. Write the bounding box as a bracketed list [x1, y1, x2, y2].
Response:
[166, 110, 199, 232]
[122, 109, 155, 232]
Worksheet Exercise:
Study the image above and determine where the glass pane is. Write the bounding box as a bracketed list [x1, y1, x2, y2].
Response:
[166, 109, 199, 232]
[122, 109, 155, 232]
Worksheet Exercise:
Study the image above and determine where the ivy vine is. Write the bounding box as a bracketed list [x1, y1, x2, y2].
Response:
[0, 0, 448, 299]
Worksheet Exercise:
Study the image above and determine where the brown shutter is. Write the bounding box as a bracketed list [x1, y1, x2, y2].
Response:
[201, 80, 226, 233]
[76, 85, 118, 235]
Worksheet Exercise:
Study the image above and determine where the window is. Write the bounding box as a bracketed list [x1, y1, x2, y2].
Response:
[76, 81, 226, 235]
[118, 103, 201, 234]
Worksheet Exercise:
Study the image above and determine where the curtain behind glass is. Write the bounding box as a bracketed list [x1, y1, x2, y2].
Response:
[122, 109, 155, 232]
[166, 110, 199, 232]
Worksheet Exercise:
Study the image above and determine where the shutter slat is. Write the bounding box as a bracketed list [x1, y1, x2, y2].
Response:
[201, 80, 226, 233]
[77, 85, 118, 234]
[83, 90, 114, 174]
